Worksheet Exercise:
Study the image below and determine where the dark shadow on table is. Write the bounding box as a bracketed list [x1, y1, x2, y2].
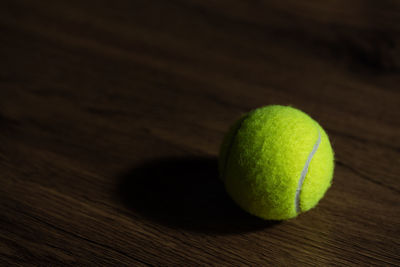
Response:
[117, 156, 280, 234]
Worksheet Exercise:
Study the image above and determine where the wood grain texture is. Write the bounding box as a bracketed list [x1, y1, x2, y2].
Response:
[1, 0, 399, 265]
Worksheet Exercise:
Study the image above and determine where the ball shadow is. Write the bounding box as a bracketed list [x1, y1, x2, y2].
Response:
[117, 156, 280, 234]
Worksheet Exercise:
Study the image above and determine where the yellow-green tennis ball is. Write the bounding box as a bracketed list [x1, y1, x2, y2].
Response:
[219, 105, 334, 220]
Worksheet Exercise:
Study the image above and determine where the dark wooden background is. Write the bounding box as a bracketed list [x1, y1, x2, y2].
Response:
[1, 0, 399, 265]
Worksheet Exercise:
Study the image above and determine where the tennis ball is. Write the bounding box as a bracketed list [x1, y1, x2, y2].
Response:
[219, 105, 334, 220]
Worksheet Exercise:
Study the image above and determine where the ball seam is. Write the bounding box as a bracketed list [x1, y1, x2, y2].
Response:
[221, 114, 250, 182]
[295, 128, 321, 214]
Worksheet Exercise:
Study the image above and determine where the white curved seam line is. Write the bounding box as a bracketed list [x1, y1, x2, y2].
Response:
[295, 129, 321, 214]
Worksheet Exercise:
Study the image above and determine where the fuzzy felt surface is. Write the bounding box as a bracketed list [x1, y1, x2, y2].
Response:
[219, 105, 334, 220]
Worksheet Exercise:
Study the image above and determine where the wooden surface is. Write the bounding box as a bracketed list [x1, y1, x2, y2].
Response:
[1, 0, 400, 266]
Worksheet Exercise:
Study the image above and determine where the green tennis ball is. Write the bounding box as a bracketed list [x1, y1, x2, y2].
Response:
[219, 105, 334, 220]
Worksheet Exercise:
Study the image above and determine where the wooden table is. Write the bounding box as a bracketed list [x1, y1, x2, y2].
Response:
[1, 1, 399, 265]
